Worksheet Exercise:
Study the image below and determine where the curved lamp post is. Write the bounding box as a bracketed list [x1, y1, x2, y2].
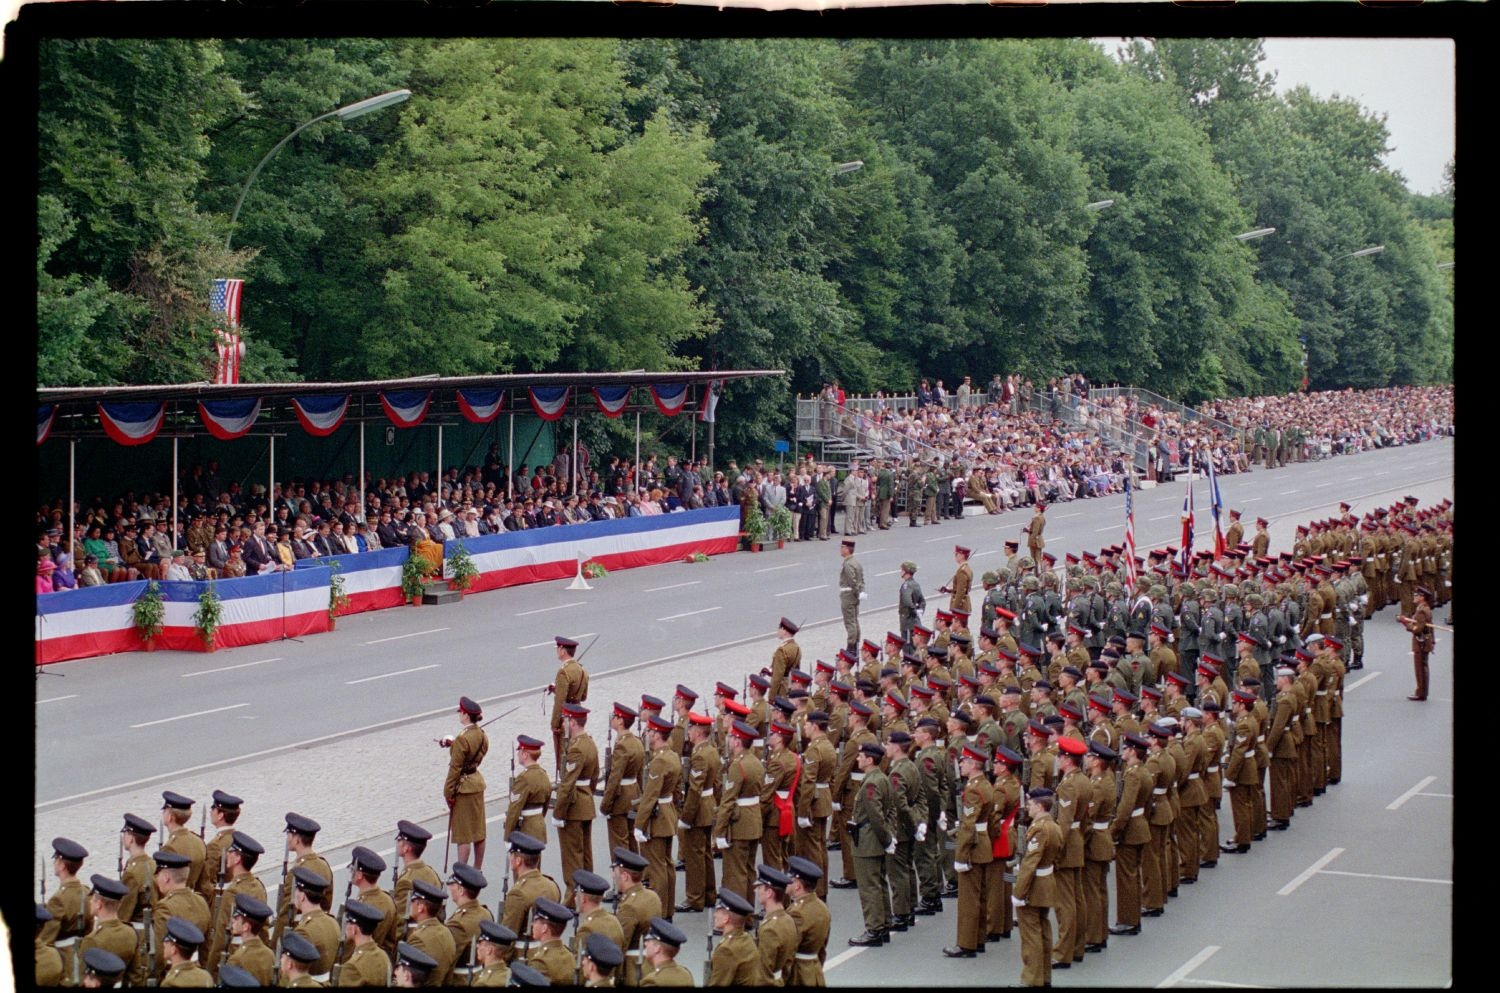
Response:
[225, 88, 412, 250]
[1234, 227, 1277, 241]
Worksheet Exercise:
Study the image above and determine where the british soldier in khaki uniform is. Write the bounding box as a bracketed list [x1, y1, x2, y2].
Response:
[611, 849, 661, 986]
[635, 715, 682, 916]
[272, 814, 332, 951]
[223, 894, 276, 985]
[337, 899, 392, 987]
[677, 711, 720, 912]
[524, 898, 576, 985]
[553, 703, 600, 903]
[442, 697, 490, 871]
[1014, 788, 1062, 987]
[550, 637, 590, 767]
[403, 880, 456, 989]
[504, 736, 551, 844]
[706, 890, 767, 985]
[770, 618, 802, 701]
[498, 833, 561, 961]
[1220, 691, 1260, 855]
[392, 820, 442, 928]
[1081, 742, 1117, 953]
[79, 875, 138, 984]
[203, 831, 267, 976]
[940, 545, 974, 614]
[440, 863, 493, 984]
[159, 793, 207, 899]
[942, 742, 994, 958]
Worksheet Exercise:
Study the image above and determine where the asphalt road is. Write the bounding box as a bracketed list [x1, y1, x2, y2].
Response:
[33, 437, 1453, 984]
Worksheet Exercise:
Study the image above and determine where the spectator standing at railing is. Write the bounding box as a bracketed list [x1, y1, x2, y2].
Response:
[957, 377, 972, 410]
[917, 380, 935, 408]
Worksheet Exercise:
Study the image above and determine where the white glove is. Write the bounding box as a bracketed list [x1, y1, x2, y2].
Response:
[797, 817, 812, 829]
[954, 861, 971, 873]
[635, 828, 649, 844]
[551, 817, 565, 829]
[716, 836, 731, 851]
[1277, 636, 1286, 644]
[438, 736, 453, 748]
[884, 839, 897, 855]
[1011, 895, 1025, 908]
[938, 811, 949, 832]
[1217, 632, 1226, 640]
[859, 592, 868, 600]
[831, 802, 842, 812]
[677, 819, 690, 831]
[1040, 623, 1049, 631]
[915, 823, 928, 843]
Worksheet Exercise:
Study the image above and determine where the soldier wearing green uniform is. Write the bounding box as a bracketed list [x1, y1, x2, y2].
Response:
[839, 540, 865, 651]
[898, 561, 925, 648]
[847, 742, 896, 946]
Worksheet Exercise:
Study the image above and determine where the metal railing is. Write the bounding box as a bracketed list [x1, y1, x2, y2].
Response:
[1089, 386, 1242, 439]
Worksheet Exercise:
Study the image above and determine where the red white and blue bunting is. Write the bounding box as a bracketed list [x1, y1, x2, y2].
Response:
[650, 383, 689, 417]
[380, 390, 432, 429]
[290, 395, 350, 437]
[197, 397, 263, 440]
[528, 386, 570, 421]
[592, 385, 631, 418]
[38, 406, 56, 446]
[456, 388, 503, 424]
[98, 402, 165, 446]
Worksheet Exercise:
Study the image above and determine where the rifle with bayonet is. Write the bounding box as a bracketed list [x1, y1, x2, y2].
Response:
[141, 858, 160, 987]
[702, 927, 714, 985]
[328, 866, 356, 985]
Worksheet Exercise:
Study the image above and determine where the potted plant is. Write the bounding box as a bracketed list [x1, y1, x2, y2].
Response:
[193, 582, 223, 651]
[743, 504, 769, 552]
[445, 542, 479, 595]
[768, 505, 795, 549]
[327, 559, 350, 627]
[582, 560, 608, 579]
[401, 553, 432, 604]
[132, 579, 165, 649]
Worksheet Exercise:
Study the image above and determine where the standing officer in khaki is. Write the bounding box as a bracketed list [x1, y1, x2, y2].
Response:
[39, 836, 91, 981]
[551, 636, 591, 768]
[1266, 668, 1300, 830]
[611, 848, 660, 986]
[603, 703, 646, 856]
[223, 894, 276, 985]
[278, 931, 324, 989]
[581, 930, 625, 987]
[715, 720, 765, 904]
[160, 792, 207, 897]
[942, 742, 994, 958]
[336, 900, 392, 987]
[498, 831, 559, 951]
[770, 617, 803, 701]
[1025, 504, 1047, 570]
[150, 851, 210, 979]
[637, 917, 691, 987]
[392, 820, 442, 926]
[785, 856, 829, 985]
[1175, 709, 1209, 883]
[553, 703, 600, 901]
[884, 731, 922, 933]
[1109, 733, 1151, 937]
[505, 735, 552, 844]
[799, 710, 838, 898]
[678, 711, 720, 912]
[404, 879, 457, 988]
[762, 720, 803, 872]
[341, 847, 397, 963]
[847, 742, 896, 947]
[79, 875, 138, 983]
[573, 868, 624, 956]
[1051, 736, 1089, 968]
[707, 890, 767, 984]
[441, 863, 493, 984]
[1400, 586, 1435, 701]
[753, 864, 798, 983]
[158, 917, 212, 988]
[1014, 788, 1062, 987]
[524, 898, 577, 985]
[196, 790, 242, 909]
[940, 545, 974, 614]
[443, 696, 490, 870]
[118, 813, 156, 947]
[1081, 742, 1117, 953]
[289, 867, 340, 980]
[839, 540, 866, 651]
[635, 714, 682, 917]
[471, 920, 517, 987]
[1220, 691, 1260, 855]
[203, 831, 267, 975]
[272, 813, 332, 951]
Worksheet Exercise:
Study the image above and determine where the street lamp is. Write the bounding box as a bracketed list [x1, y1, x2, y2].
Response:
[1336, 245, 1385, 260]
[226, 88, 412, 250]
[1085, 199, 1115, 211]
[1234, 227, 1277, 241]
[832, 160, 864, 176]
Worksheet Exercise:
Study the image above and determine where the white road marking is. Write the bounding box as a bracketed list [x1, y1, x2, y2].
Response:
[1277, 847, 1345, 896]
[1319, 870, 1452, 885]
[1150, 514, 1175, 522]
[776, 585, 828, 597]
[754, 563, 800, 574]
[131, 703, 249, 729]
[1157, 945, 1221, 988]
[346, 664, 441, 685]
[644, 581, 702, 593]
[1179, 981, 1272, 989]
[859, 547, 888, 554]
[1055, 513, 1082, 519]
[823, 946, 869, 972]
[182, 657, 283, 677]
[1347, 476, 1365, 482]
[1373, 471, 1390, 476]
[516, 634, 596, 651]
[1240, 497, 1263, 503]
[1313, 482, 1336, 489]
[658, 607, 721, 621]
[924, 535, 948, 542]
[973, 549, 998, 557]
[1283, 488, 1301, 494]
[37, 694, 78, 704]
[875, 570, 900, 577]
[364, 627, 449, 644]
[1386, 775, 1437, 811]
[1344, 670, 1382, 692]
[1094, 526, 1117, 533]
[517, 603, 583, 616]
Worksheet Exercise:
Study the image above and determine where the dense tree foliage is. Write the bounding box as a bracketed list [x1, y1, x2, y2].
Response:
[37, 37, 1453, 444]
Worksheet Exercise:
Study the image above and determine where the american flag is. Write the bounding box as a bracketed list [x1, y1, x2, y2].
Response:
[1181, 472, 1195, 574]
[1205, 452, 1225, 559]
[211, 278, 243, 327]
[1124, 476, 1138, 594]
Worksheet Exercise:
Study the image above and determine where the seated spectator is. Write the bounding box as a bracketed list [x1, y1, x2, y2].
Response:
[222, 544, 247, 579]
[52, 552, 78, 590]
[408, 511, 444, 575]
[78, 554, 105, 587]
[188, 548, 212, 581]
[37, 551, 56, 593]
[164, 551, 193, 582]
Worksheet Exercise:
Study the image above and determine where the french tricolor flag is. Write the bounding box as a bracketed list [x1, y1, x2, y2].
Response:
[198, 397, 263, 440]
[381, 391, 432, 429]
[592, 386, 631, 418]
[457, 389, 503, 423]
[38, 406, 56, 446]
[650, 383, 689, 417]
[529, 386, 569, 421]
[290, 395, 350, 437]
[97, 402, 165, 446]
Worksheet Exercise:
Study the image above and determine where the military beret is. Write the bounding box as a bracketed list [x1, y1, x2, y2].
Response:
[859, 742, 885, 759]
[233, 893, 273, 921]
[516, 735, 545, 752]
[646, 916, 687, 948]
[611, 847, 649, 871]
[1061, 665, 1084, 681]
[52, 837, 88, 861]
[121, 813, 157, 837]
[532, 897, 575, 926]
[164, 916, 206, 948]
[458, 696, 482, 717]
[153, 849, 191, 870]
[806, 709, 830, 725]
[345, 899, 385, 927]
[83, 947, 126, 978]
[478, 919, 519, 944]
[999, 685, 1023, 698]
[508, 831, 546, 855]
[1241, 676, 1262, 688]
[396, 941, 439, 975]
[787, 855, 824, 883]
[974, 694, 997, 710]
[716, 889, 754, 916]
[210, 789, 243, 809]
[1202, 700, 1223, 713]
[161, 791, 194, 811]
[218, 963, 259, 987]
[448, 862, 486, 891]
[888, 730, 913, 746]
[755, 864, 793, 888]
[89, 874, 129, 900]
[396, 819, 433, 843]
[283, 812, 321, 835]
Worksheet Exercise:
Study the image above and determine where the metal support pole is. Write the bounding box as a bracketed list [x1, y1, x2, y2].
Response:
[572, 417, 579, 497]
[359, 421, 366, 524]
[634, 412, 641, 498]
[69, 439, 76, 560]
[172, 436, 179, 547]
[508, 412, 515, 501]
[708, 418, 715, 478]
[269, 435, 275, 514]
[437, 425, 444, 500]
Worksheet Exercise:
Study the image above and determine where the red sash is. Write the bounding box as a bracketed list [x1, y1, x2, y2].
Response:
[775, 755, 803, 837]
[992, 806, 1019, 859]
